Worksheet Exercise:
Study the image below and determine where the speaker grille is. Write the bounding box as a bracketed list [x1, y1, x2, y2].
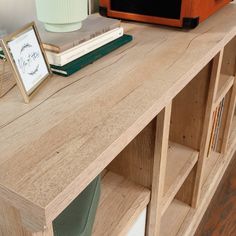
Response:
[110, 0, 182, 19]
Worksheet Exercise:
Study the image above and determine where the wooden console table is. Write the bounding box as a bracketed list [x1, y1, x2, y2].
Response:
[1, 3, 236, 236]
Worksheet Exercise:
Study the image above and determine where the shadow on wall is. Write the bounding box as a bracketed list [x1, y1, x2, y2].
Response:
[0, 0, 100, 34]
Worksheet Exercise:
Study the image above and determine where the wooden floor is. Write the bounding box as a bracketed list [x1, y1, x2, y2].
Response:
[195, 154, 236, 236]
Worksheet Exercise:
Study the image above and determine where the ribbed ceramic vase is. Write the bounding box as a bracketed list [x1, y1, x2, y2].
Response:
[35, 0, 88, 32]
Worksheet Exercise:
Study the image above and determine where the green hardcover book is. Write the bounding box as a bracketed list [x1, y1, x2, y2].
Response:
[51, 34, 133, 77]
[0, 50, 5, 59]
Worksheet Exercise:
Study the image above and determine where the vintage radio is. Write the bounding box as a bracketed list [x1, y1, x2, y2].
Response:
[99, 0, 232, 28]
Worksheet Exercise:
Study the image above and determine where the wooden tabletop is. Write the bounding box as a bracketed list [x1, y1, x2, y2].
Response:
[1, 3, 236, 231]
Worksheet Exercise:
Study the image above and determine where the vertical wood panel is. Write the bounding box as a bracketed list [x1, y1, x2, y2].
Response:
[192, 51, 224, 207]
[146, 103, 172, 236]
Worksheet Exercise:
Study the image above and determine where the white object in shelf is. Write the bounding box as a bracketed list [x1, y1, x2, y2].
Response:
[127, 209, 147, 236]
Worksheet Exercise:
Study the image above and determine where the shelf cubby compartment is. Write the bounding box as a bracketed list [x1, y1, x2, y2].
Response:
[214, 74, 234, 109]
[209, 85, 235, 155]
[217, 36, 236, 86]
[93, 171, 150, 236]
[167, 62, 212, 210]
[205, 76, 232, 168]
[161, 142, 198, 215]
[214, 36, 236, 109]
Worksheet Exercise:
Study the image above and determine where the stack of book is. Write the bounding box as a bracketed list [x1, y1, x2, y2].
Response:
[0, 15, 133, 76]
[207, 98, 225, 156]
[38, 14, 133, 76]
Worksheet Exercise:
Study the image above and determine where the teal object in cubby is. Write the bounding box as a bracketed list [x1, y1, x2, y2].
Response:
[35, 0, 88, 32]
[53, 175, 101, 236]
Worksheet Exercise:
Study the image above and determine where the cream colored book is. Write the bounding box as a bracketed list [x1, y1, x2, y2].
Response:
[46, 27, 124, 66]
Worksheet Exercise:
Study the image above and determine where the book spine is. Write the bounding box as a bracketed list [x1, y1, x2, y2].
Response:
[207, 108, 219, 157]
[43, 44, 60, 54]
[212, 108, 220, 151]
[213, 98, 225, 151]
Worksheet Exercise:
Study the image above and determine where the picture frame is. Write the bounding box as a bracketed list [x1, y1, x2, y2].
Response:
[0, 22, 52, 103]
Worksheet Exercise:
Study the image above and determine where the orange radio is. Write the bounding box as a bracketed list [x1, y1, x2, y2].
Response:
[99, 0, 232, 28]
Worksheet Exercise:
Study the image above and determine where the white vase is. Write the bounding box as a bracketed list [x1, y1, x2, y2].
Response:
[35, 0, 88, 32]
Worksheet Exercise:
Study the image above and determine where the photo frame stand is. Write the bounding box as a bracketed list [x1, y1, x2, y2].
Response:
[1, 22, 51, 103]
[0, 58, 16, 97]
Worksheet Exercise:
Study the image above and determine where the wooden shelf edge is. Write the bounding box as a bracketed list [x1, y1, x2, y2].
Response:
[175, 116, 236, 236]
[214, 75, 234, 109]
[161, 142, 198, 216]
[92, 171, 150, 236]
[160, 199, 190, 236]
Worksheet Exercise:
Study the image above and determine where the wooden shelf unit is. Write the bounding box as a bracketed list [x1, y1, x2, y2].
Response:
[1, 5, 236, 236]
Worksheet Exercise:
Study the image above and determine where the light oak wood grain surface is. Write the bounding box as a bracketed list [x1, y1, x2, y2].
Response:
[1, 3, 236, 232]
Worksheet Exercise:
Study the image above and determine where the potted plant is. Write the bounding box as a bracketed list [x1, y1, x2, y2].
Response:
[35, 0, 88, 32]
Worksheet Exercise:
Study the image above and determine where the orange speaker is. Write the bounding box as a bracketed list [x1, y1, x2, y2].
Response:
[99, 0, 232, 28]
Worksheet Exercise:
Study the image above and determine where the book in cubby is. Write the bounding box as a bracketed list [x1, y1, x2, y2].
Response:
[207, 98, 225, 156]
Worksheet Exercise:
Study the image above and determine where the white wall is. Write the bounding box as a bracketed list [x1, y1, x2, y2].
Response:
[0, 0, 99, 34]
[0, 0, 37, 33]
